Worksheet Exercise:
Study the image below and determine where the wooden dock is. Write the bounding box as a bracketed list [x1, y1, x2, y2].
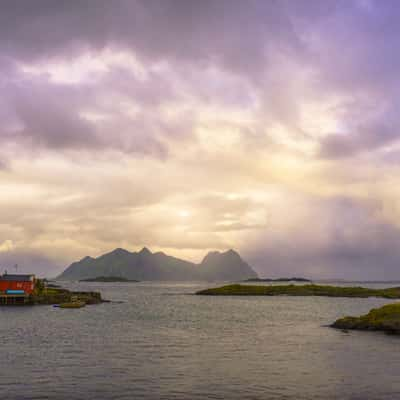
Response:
[0, 295, 33, 305]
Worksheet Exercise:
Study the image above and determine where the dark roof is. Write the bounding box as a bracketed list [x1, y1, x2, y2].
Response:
[0, 274, 34, 282]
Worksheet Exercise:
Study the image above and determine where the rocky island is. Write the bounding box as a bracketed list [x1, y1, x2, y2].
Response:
[331, 303, 400, 334]
[196, 284, 400, 298]
[34, 285, 104, 305]
[58, 247, 257, 282]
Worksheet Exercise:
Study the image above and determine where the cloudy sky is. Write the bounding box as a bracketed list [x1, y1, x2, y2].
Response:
[1, 0, 400, 279]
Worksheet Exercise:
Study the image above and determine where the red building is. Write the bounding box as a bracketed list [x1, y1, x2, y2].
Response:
[0, 274, 35, 295]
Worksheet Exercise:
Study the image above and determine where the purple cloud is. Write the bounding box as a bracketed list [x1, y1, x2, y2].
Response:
[2, 0, 400, 278]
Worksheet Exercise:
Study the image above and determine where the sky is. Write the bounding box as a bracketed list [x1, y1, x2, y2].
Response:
[1, 0, 400, 279]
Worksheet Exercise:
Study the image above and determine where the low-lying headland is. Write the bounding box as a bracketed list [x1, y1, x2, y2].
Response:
[196, 283, 400, 298]
[332, 303, 400, 334]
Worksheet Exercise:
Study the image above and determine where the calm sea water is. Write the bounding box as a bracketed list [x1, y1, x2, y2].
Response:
[1, 281, 400, 400]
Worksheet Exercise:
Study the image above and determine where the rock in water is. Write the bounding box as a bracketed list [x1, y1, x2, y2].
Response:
[331, 303, 400, 334]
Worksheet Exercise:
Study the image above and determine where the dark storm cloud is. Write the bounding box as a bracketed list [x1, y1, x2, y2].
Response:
[9, 82, 99, 150]
[307, 0, 400, 92]
[0, 0, 109, 61]
[0, 0, 304, 71]
[303, 0, 400, 159]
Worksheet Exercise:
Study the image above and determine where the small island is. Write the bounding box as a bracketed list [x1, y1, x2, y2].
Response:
[0, 286, 105, 306]
[32, 282, 105, 305]
[79, 276, 139, 282]
[196, 284, 400, 298]
[243, 277, 312, 283]
[331, 303, 400, 334]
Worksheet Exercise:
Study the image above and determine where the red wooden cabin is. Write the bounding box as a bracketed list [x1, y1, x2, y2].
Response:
[0, 274, 35, 294]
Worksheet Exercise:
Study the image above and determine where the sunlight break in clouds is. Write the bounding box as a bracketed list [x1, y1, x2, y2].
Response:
[0, 240, 15, 253]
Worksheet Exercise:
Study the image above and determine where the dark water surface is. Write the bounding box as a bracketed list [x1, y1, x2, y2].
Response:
[1, 281, 400, 400]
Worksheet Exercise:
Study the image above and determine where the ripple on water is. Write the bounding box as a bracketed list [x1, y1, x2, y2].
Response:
[0, 282, 400, 399]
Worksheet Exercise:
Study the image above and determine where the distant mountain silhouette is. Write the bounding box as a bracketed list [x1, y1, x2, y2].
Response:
[57, 247, 258, 282]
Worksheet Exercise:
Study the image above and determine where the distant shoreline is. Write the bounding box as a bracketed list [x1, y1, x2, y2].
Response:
[79, 276, 139, 283]
[243, 277, 311, 283]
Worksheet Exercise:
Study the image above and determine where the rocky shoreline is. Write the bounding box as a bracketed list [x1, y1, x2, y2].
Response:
[32, 287, 105, 305]
[331, 303, 400, 334]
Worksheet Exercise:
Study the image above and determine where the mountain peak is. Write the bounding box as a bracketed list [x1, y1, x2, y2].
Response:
[201, 251, 221, 264]
[207, 250, 221, 256]
[223, 249, 241, 258]
[225, 249, 239, 255]
[202, 249, 241, 262]
[199, 248, 258, 280]
[139, 247, 152, 255]
[110, 248, 130, 256]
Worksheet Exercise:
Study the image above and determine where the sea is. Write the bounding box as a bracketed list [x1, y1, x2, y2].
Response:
[1, 281, 400, 400]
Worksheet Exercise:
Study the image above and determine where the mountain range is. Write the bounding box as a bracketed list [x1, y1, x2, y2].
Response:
[57, 247, 258, 282]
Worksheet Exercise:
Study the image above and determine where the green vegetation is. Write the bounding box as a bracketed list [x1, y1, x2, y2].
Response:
[80, 276, 138, 282]
[332, 303, 400, 334]
[196, 283, 400, 298]
[33, 287, 103, 305]
[34, 278, 46, 293]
